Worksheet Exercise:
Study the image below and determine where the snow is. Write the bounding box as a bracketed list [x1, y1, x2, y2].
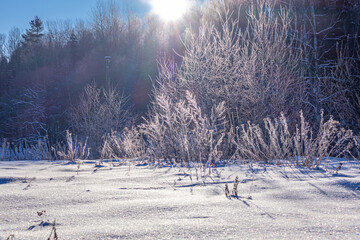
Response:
[0, 159, 359, 239]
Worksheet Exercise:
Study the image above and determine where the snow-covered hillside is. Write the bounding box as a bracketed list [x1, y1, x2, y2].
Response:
[0, 160, 359, 239]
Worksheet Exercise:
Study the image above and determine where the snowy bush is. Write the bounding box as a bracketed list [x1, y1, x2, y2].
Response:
[0, 138, 9, 160]
[0, 137, 54, 161]
[57, 130, 90, 162]
[101, 127, 146, 161]
[68, 83, 131, 157]
[231, 110, 357, 167]
[141, 90, 226, 167]
[177, 0, 304, 124]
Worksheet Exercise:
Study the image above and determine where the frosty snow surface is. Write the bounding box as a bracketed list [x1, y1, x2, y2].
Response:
[0, 159, 359, 239]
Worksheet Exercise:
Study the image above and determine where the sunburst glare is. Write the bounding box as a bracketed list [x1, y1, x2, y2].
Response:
[150, 0, 192, 22]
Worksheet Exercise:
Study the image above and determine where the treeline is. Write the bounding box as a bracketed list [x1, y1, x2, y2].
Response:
[0, 0, 359, 161]
[0, 0, 188, 144]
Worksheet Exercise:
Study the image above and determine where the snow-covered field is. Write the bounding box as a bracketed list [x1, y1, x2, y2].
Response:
[0, 159, 359, 240]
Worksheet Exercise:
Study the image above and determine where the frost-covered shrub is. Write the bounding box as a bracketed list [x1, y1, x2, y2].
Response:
[0, 137, 54, 161]
[141, 90, 226, 167]
[354, 136, 360, 158]
[68, 83, 131, 157]
[231, 110, 357, 167]
[57, 130, 90, 162]
[101, 127, 146, 160]
[0, 138, 9, 160]
[177, 0, 304, 125]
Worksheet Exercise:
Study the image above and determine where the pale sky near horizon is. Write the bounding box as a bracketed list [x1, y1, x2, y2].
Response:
[0, 0, 150, 35]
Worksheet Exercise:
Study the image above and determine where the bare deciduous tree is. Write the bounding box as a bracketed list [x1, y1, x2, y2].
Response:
[69, 83, 131, 157]
[90, 0, 126, 45]
[177, 0, 304, 125]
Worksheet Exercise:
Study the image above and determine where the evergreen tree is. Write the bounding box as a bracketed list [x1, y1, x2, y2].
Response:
[22, 16, 44, 46]
[21, 16, 45, 72]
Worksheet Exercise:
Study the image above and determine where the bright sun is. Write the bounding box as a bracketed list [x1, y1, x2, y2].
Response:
[150, 0, 192, 22]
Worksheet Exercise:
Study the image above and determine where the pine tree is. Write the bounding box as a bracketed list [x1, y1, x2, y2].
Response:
[22, 16, 44, 47]
[21, 16, 45, 72]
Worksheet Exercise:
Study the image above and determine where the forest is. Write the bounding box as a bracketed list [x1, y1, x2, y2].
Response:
[0, 0, 359, 164]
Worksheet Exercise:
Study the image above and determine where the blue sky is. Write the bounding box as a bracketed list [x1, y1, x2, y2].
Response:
[0, 0, 150, 35]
